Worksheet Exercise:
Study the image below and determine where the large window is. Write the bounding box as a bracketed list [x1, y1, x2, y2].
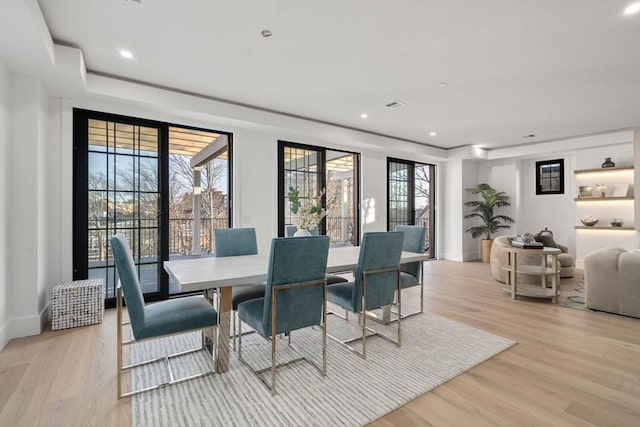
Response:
[73, 109, 231, 305]
[278, 141, 360, 245]
[387, 158, 436, 257]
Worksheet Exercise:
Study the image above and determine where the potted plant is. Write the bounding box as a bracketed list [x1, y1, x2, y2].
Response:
[287, 186, 327, 236]
[464, 183, 515, 262]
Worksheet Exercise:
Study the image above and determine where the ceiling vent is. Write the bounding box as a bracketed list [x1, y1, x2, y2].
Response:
[385, 101, 406, 108]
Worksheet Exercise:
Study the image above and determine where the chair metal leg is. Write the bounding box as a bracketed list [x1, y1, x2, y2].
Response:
[118, 293, 219, 400]
[237, 279, 327, 396]
[327, 268, 402, 358]
[397, 272, 402, 347]
[238, 316, 243, 358]
[232, 310, 236, 350]
[116, 286, 123, 400]
[322, 284, 327, 376]
[271, 299, 277, 396]
[387, 262, 426, 322]
[362, 275, 367, 358]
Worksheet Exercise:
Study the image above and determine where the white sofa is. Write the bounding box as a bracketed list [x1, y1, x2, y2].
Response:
[584, 247, 640, 318]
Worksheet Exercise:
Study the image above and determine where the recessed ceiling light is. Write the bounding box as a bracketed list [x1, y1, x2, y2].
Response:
[429, 131, 437, 136]
[261, 29, 273, 38]
[438, 82, 448, 87]
[624, 2, 640, 14]
[119, 49, 134, 59]
[360, 113, 368, 119]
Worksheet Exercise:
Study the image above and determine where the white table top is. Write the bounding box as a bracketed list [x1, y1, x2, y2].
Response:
[164, 246, 428, 293]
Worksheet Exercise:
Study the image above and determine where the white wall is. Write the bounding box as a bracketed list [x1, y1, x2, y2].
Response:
[477, 158, 518, 235]
[517, 155, 575, 253]
[441, 158, 479, 261]
[6, 73, 46, 339]
[0, 61, 9, 350]
[232, 128, 279, 254]
[635, 129, 640, 229]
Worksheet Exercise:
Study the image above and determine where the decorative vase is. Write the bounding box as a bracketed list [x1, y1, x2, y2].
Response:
[610, 218, 624, 227]
[293, 228, 311, 237]
[601, 157, 615, 168]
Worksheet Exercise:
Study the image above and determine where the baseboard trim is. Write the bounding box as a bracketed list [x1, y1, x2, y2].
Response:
[5, 306, 49, 343]
[39, 303, 50, 332]
[0, 321, 9, 352]
[442, 252, 464, 262]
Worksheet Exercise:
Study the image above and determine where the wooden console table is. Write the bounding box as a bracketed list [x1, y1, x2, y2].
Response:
[502, 246, 561, 303]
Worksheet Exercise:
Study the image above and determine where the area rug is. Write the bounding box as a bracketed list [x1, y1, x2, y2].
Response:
[131, 309, 515, 427]
[561, 280, 588, 311]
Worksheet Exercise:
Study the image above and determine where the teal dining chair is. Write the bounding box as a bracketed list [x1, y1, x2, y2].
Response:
[285, 226, 348, 286]
[395, 225, 426, 318]
[110, 234, 218, 399]
[326, 231, 403, 359]
[214, 227, 266, 350]
[237, 235, 330, 395]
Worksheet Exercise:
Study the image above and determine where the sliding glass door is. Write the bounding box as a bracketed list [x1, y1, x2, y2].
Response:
[387, 158, 436, 257]
[278, 141, 360, 245]
[73, 109, 232, 306]
[74, 111, 166, 304]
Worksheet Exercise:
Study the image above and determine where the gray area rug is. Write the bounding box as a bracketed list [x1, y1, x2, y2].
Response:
[131, 309, 515, 427]
[561, 280, 588, 311]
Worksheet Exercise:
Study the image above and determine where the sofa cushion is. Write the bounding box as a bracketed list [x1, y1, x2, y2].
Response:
[585, 247, 640, 318]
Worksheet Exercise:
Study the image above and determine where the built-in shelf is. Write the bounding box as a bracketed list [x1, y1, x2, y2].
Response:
[574, 196, 634, 201]
[574, 166, 633, 174]
[575, 225, 635, 230]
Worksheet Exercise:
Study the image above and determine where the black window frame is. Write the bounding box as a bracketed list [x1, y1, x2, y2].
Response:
[535, 158, 564, 195]
[277, 140, 361, 245]
[386, 157, 436, 258]
[73, 108, 233, 307]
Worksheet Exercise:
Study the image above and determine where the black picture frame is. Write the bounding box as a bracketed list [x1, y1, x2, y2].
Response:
[536, 159, 564, 195]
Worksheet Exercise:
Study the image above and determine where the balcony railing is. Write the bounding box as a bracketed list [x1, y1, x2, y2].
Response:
[87, 214, 370, 262]
[168, 217, 229, 255]
[325, 216, 354, 244]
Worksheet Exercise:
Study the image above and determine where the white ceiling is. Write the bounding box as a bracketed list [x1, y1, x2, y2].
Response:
[19, 1, 640, 149]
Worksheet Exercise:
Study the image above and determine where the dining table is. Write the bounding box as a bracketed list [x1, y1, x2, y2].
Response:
[164, 246, 429, 373]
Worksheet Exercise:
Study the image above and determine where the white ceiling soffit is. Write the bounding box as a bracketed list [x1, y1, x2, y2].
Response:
[4, 0, 640, 152]
[0, 0, 54, 73]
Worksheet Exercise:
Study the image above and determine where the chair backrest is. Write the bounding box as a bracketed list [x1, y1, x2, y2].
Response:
[395, 225, 426, 278]
[262, 235, 330, 335]
[110, 234, 146, 338]
[285, 226, 298, 237]
[351, 232, 403, 312]
[214, 227, 258, 257]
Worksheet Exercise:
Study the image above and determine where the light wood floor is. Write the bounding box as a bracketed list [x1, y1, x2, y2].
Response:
[1, 260, 638, 426]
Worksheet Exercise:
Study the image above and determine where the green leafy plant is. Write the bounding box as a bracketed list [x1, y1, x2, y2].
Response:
[464, 183, 515, 239]
[287, 186, 301, 214]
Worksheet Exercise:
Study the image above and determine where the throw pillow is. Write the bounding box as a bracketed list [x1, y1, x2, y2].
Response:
[535, 233, 558, 248]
